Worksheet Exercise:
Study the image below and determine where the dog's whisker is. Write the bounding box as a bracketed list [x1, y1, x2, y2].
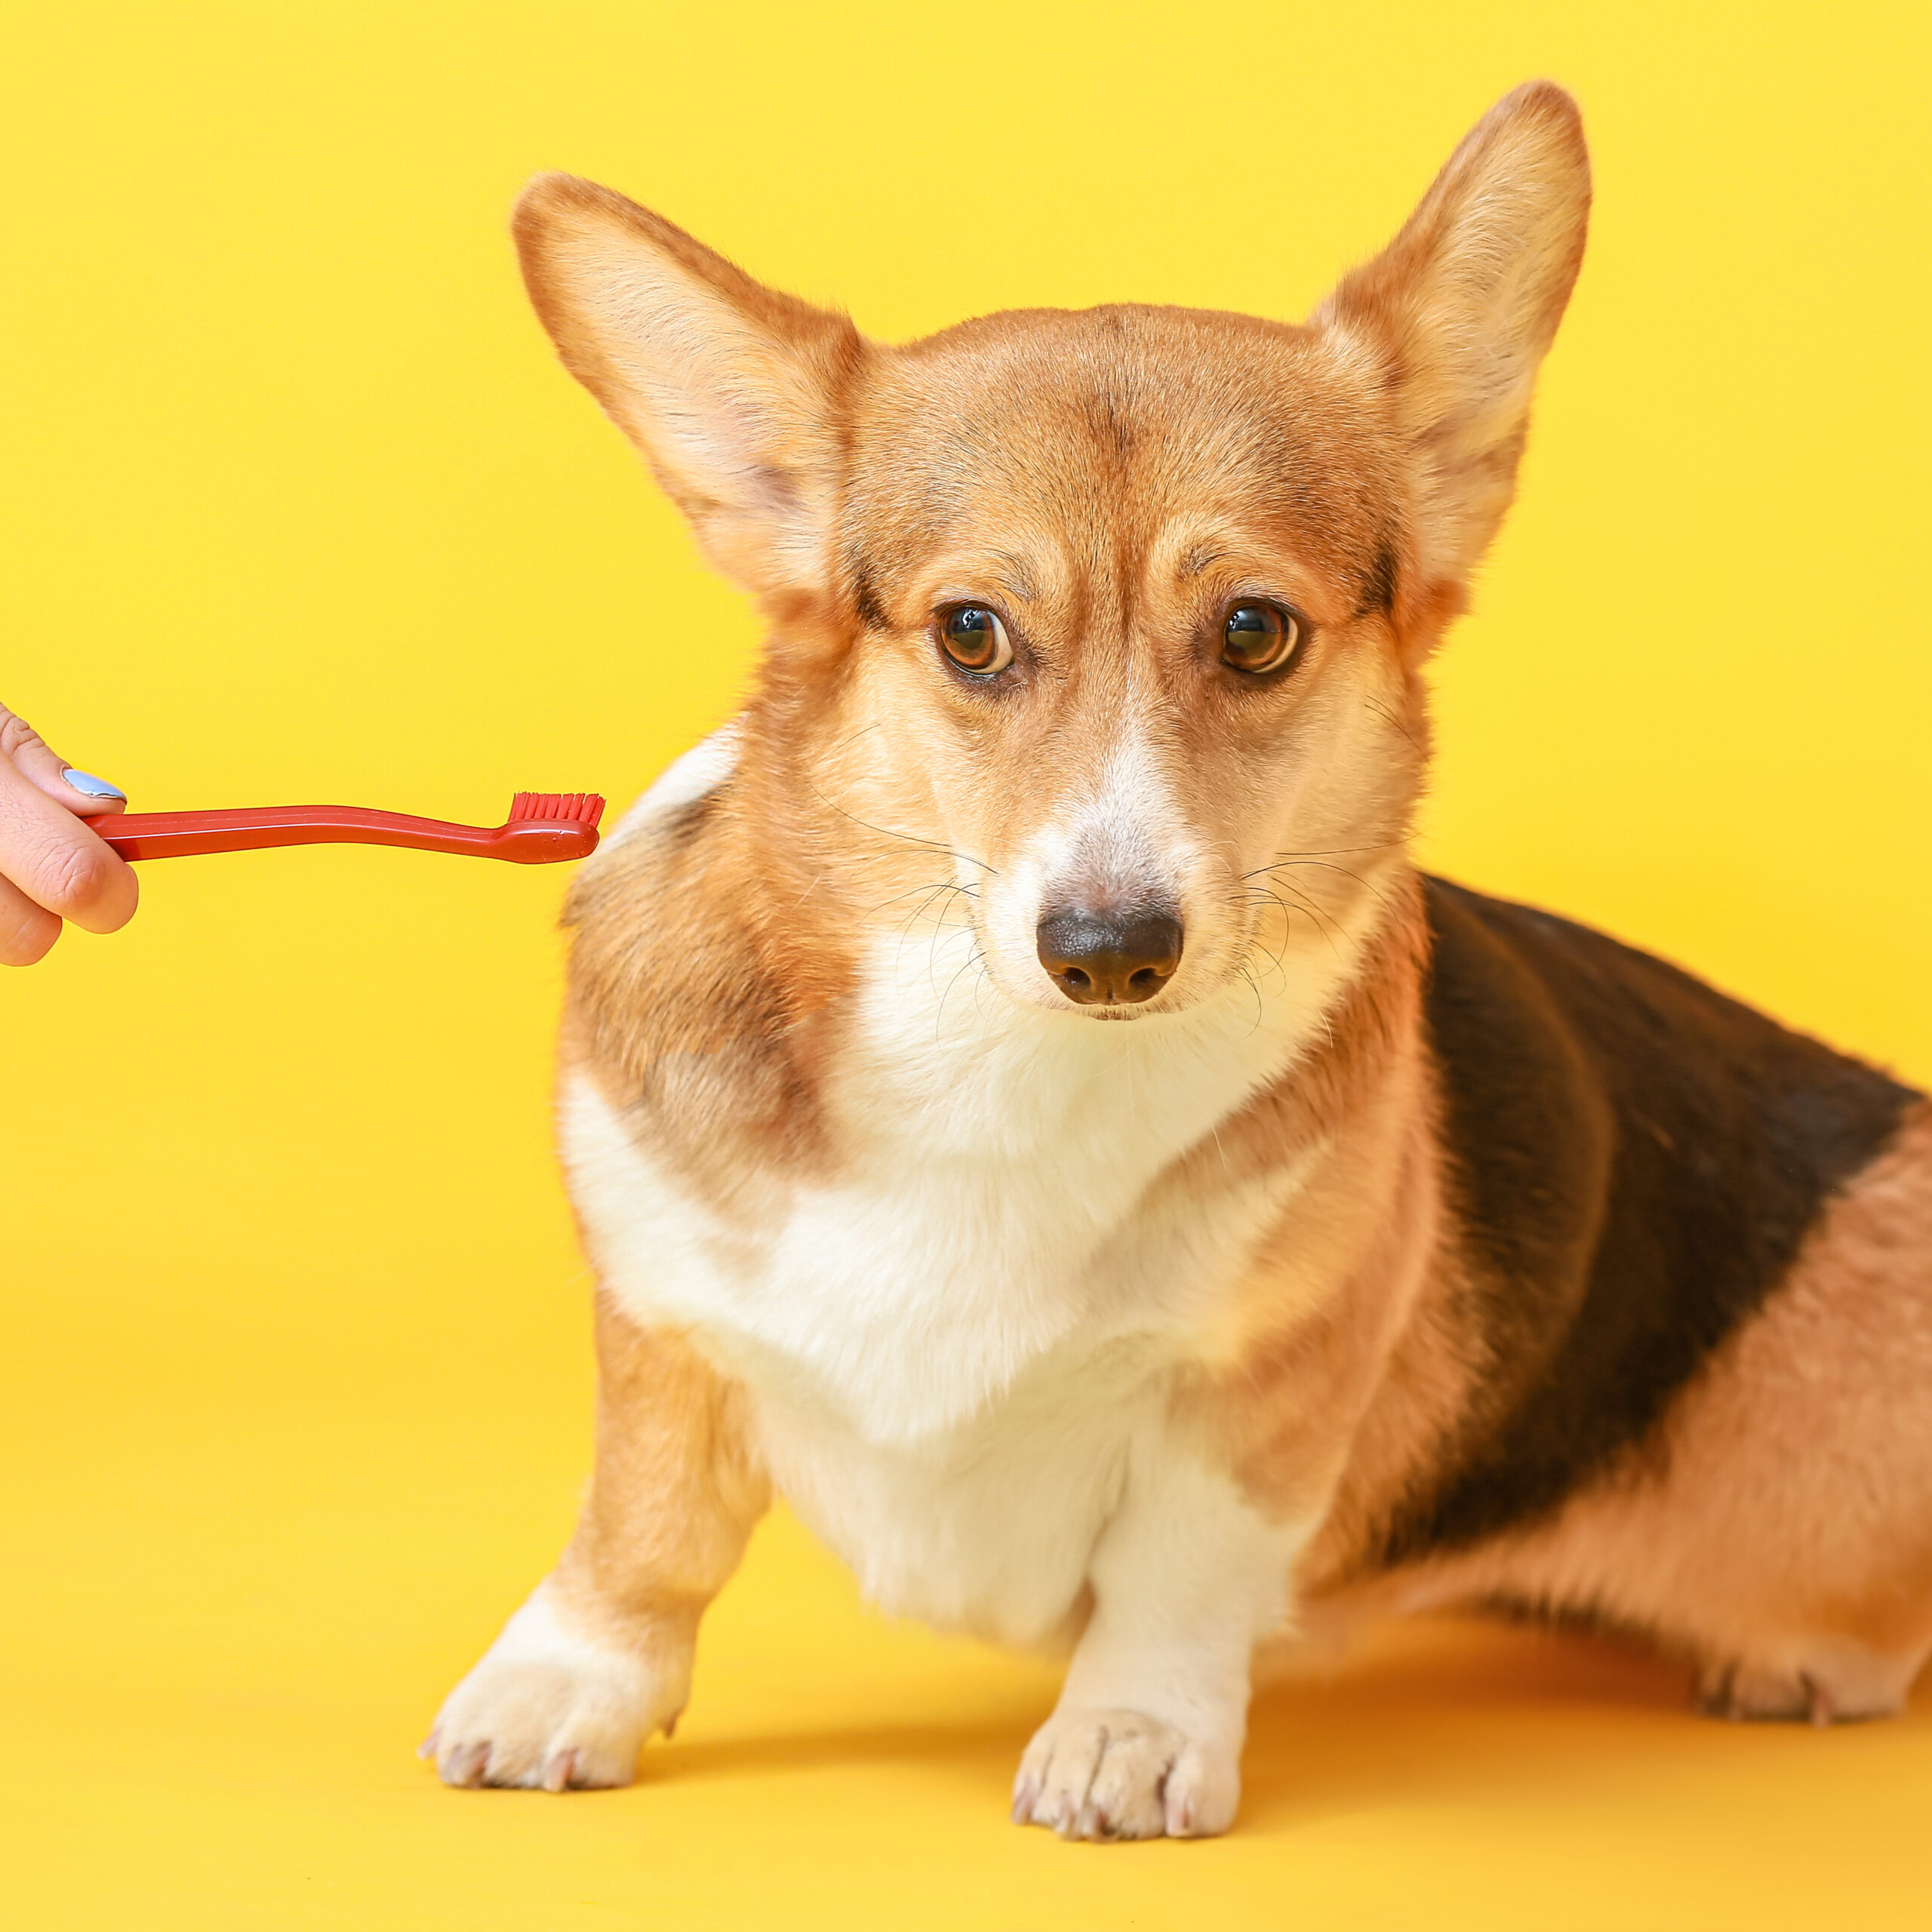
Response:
[868, 878, 968, 924]
[1260, 856, 1392, 903]
[804, 776, 999, 878]
[885, 882, 971, 973]
[934, 938, 989, 1041]
[1232, 958, 1265, 1036]
[1361, 694, 1423, 753]
[1247, 841, 1402, 865]
[1252, 875, 1346, 958]
[1238, 886, 1295, 971]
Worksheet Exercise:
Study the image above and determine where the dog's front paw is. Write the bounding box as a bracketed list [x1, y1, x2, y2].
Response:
[1011, 1706, 1240, 1840]
[424, 1585, 685, 1792]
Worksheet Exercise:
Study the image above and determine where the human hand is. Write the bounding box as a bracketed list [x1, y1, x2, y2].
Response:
[0, 704, 139, 964]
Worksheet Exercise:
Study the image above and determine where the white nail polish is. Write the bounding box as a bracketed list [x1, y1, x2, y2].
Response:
[62, 768, 126, 801]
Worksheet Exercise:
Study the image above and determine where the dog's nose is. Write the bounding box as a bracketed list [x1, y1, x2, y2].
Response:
[1036, 906, 1184, 1006]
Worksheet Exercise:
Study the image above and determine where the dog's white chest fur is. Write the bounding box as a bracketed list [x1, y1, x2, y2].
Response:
[561, 745, 1322, 1641]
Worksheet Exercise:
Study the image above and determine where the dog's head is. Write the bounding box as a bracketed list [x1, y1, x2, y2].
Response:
[519, 84, 1588, 1023]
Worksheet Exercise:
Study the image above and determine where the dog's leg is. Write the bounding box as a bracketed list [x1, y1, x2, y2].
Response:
[1011, 1438, 1306, 1841]
[428, 1294, 768, 1791]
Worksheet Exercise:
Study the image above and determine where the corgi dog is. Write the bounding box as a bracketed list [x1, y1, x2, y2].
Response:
[428, 82, 1932, 1839]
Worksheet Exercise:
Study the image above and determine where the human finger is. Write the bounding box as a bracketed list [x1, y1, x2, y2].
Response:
[0, 744, 140, 935]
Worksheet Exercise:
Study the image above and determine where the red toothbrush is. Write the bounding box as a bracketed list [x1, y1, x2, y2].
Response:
[95, 792, 606, 865]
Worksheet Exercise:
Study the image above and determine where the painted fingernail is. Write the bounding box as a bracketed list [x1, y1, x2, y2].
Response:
[62, 769, 126, 801]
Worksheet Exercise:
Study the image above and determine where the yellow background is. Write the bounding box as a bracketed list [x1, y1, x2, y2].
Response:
[5, 2, 1930, 1925]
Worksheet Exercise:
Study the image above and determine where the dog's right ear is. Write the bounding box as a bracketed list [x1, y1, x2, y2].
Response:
[514, 175, 866, 600]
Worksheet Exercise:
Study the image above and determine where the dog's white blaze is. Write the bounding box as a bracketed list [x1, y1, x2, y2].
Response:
[981, 723, 1208, 1007]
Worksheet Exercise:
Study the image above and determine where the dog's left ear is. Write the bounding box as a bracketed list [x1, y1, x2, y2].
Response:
[1315, 82, 1590, 614]
[513, 174, 867, 601]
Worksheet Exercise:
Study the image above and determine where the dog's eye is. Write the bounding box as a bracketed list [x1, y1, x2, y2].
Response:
[1221, 603, 1302, 675]
[937, 606, 1013, 675]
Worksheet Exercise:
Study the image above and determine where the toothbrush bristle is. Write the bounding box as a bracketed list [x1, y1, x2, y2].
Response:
[509, 792, 607, 827]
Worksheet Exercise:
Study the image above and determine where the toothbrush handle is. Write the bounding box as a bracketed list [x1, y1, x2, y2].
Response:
[94, 806, 596, 864]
